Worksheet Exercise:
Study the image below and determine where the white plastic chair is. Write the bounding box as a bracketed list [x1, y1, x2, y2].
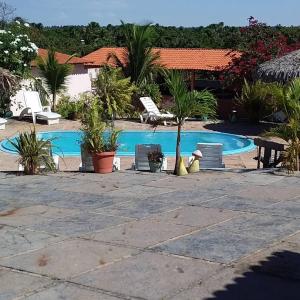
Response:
[139, 97, 174, 126]
[20, 91, 61, 125]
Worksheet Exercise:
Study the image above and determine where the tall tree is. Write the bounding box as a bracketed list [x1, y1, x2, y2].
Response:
[165, 71, 217, 175]
[109, 22, 162, 85]
[0, 1, 15, 27]
[37, 49, 73, 111]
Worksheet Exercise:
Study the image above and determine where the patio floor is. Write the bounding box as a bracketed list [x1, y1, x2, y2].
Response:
[0, 169, 300, 299]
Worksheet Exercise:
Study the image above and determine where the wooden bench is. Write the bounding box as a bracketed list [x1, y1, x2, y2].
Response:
[254, 138, 285, 169]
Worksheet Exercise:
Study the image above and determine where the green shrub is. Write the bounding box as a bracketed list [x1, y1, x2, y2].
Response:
[237, 79, 283, 123]
[137, 82, 162, 105]
[0, 68, 20, 117]
[57, 95, 85, 120]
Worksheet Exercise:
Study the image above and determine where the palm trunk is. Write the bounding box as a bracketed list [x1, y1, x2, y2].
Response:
[174, 122, 182, 175]
[52, 93, 56, 111]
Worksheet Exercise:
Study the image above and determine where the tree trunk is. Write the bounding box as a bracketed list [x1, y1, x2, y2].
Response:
[174, 122, 182, 175]
[52, 93, 56, 111]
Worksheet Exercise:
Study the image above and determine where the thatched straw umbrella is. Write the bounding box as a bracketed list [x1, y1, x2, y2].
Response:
[256, 49, 300, 83]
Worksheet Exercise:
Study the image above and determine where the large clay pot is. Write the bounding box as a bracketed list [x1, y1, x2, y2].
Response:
[92, 152, 115, 174]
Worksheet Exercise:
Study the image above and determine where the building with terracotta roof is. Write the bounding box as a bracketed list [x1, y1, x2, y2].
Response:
[31, 49, 93, 98]
[83, 47, 240, 89]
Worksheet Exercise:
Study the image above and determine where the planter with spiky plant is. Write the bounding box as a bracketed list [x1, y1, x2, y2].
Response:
[37, 49, 73, 111]
[165, 71, 217, 175]
[9, 128, 56, 175]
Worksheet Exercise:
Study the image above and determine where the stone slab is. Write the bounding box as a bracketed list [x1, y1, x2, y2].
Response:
[98, 199, 181, 219]
[172, 266, 300, 300]
[20, 283, 121, 300]
[74, 252, 220, 300]
[150, 206, 239, 228]
[0, 226, 62, 258]
[26, 212, 132, 237]
[199, 195, 280, 213]
[211, 214, 300, 241]
[0, 239, 138, 280]
[0, 268, 51, 300]
[153, 229, 267, 263]
[0, 205, 79, 227]
[86, 218, 195, 248]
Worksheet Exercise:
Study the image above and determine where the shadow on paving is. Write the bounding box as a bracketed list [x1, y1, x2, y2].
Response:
[206, 251, 300, 300]
[204, 121, 272, 137]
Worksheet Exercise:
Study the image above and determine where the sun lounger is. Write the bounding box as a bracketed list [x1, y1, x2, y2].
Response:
[139, 97, 174, 126]
[195, 143, 224, 169]
[20, 91, 61, 125]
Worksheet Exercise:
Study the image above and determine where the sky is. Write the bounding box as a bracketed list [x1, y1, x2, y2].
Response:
[7, 0, 300, 27]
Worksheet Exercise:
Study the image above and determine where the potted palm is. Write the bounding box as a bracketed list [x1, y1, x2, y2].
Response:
[81, 100, 121, 174]
[148, 150, 164, 173]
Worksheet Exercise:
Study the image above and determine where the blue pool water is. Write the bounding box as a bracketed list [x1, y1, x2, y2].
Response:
[0, 130, 255, 157]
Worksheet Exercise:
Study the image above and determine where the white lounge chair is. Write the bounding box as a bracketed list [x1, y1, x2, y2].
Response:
[194, 143, 224, 169]
[20, 91, 61, 125]
[139, 97, 175, 126]
[0, 118, 7, 130]
[134, 144, 167, 171]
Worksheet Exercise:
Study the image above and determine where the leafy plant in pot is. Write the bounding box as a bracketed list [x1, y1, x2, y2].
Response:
[81, 100, 121, 174]
[148, 150, 164, 173]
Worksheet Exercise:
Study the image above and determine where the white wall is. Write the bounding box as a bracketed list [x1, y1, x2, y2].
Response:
[31, 64, 92, 97]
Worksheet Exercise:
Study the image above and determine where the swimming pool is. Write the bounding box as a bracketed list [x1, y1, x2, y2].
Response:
[0, 130, 255, 157]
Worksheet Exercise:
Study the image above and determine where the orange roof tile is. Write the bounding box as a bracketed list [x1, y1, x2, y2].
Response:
[31, 48, 92, 67]
[83, 47, 241, 71]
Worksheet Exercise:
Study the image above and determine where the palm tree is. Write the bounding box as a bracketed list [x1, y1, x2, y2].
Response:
[165, 71, 217, 175]
[109, 22, 162, 85]
[266, 78, 300, 172]
[37, 49, 73, 111]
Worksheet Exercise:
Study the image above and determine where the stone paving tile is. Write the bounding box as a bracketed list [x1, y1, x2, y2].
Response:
[199, 195, 281, 213]
[171, 265, 300, 300]
[0, 205, 79, 227]
[98, 199, 181, 219]
[74, 252, 221, 300]
[148, 189, 227, 207]
[210, 214, 300, 241]
[105, 185, 173, 200]
[236, 242, 300, 281]
[170, 267, 240, 300]
[19, 283, 122, 300]
[153, 229, 268, 263]
[230, 185, 300, 202]
[0, 268, 51, 300]
[86, 219, 195, 248]
[284, 232, 300, 245]
[263, 199, 300, 219]
[0, 226, 62, 258]
[0, 239, 138, 280]
[26, 212, 133, 237]
[150, 206, 239, 228]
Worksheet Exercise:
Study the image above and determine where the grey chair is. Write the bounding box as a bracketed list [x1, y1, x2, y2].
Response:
[197, 143, 224, 168]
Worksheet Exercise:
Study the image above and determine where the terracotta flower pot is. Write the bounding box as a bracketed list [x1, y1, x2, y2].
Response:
[92, 152, 115, 174]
